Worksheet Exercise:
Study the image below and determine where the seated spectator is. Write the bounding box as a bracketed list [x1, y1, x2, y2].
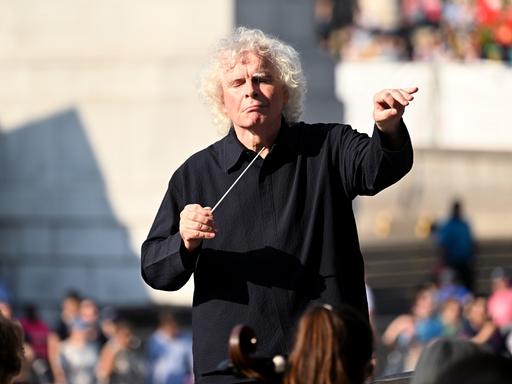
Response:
[19, 303, 52, 383]
[488, 267, 512, 330]
[476, 0, 512, 63]
[99, 306, 119, 342]
[435, 353, 512, 384]
[462, 295, 507, 354]
[19, 303, 50, 362]
[0, 312, 24, 384]
[48, 290, 82, 382]
[285, 304, 374, 384]
[382, 284, 442, 374]
[487, 267, 512, 355]
[411, 337, 489, 384]
[54, 290, 82, 341]
[79, 298, 107, 347]
[317, 0, 511, 63]
[436, 267, 472, 306]
[97, 320, 144, 384]
[442, 0, 479, 61]
[59, 318, 99, 384]
[146, 310, 193, 384]
[438, 298, 463, 337]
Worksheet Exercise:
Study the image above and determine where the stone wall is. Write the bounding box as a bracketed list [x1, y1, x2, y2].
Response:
[0, 0, 234, 320]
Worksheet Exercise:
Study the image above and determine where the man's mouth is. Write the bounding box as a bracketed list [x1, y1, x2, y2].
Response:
[244, 104, 267, 112]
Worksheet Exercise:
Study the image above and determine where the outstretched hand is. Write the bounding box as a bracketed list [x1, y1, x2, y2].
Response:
[373, 87, 418, 134]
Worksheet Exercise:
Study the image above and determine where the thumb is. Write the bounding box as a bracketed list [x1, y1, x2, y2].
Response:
[376, 108, 398, 121]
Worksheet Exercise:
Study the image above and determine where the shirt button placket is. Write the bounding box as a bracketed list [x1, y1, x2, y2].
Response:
[259, 160, 290, 351]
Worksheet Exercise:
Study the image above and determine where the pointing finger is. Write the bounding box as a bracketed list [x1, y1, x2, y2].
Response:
[403, 86, 419, 95]
[389, 89, 410, 106]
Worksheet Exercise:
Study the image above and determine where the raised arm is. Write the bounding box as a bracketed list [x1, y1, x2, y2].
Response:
[373, 87, 418, 148]
[337, 87, 417, 199]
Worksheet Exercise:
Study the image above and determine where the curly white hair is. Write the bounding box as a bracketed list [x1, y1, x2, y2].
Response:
[200, 27, 306, 131]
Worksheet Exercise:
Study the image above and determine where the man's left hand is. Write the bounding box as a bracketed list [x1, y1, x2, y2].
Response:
[373, 87, 418, 134]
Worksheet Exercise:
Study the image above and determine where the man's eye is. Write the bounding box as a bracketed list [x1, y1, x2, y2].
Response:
[255, 76, 271, 84]
[231, 80, 244, 87]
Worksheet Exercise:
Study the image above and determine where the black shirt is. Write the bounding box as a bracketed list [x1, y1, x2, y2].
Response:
[141, 119, 413, 383]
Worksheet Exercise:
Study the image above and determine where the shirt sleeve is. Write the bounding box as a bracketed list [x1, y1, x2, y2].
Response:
[336, 119, 413, 199]
[141, 180, 199, 291]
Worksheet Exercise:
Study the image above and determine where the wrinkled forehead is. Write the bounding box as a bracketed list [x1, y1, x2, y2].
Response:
[219, 50, 277, 76]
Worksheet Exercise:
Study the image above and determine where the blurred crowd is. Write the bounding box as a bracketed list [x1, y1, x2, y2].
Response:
[0, 291, 193, 384]
[1, 272, 511, 383]
[314, 0, 512, 63]
[379, 268, 512, 375]
[1, 205, 511, 383]
[377, 200, 512, 377]
[1, 262, 511, 382]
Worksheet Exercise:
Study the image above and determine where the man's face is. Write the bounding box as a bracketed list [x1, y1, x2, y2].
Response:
[220, 52, 288, 132]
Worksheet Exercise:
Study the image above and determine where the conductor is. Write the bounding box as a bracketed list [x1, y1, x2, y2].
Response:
[142, 27, 417, 383]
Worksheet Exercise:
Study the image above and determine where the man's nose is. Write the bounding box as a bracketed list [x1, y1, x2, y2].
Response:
[244, 80, 258, 97]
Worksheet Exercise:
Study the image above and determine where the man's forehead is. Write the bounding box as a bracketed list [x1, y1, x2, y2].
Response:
[221, 51, 275, 74]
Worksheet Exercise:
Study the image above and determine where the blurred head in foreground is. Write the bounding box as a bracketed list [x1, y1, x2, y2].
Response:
[435, 353, 512, 384]
[285, 305, 374, 384]
[0, 312, 24, 384]
[411, 337, 489, 384]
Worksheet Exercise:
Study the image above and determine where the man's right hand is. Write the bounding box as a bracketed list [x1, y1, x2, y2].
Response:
[179, 204, 216, 252]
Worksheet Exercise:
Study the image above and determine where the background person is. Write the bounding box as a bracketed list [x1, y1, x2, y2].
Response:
[382, 284, 441, 374]
[145, 310, 193, 384]
[58, 319, 99, 384]
[48, 290, 82, 383]
[96, 320, 144, 384]
[435, 200, 475, 291]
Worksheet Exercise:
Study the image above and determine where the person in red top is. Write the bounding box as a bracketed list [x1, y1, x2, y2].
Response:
[19, 304, 51, 361]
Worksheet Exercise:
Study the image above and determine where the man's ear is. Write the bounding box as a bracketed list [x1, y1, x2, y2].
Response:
[220, 92, 227, 114]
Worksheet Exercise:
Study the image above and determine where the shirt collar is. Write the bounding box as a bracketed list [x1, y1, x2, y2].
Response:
[221, 117, 298, 173]
[222, 128, 248, 173]
[272, 117, 299, 155]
